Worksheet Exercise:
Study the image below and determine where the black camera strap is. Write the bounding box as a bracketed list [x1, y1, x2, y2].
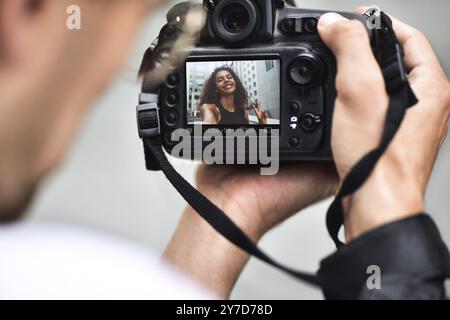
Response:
[136, 9, 417, 289]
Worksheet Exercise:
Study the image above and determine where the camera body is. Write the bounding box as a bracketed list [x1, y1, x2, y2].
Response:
[155, 0, 370, 162]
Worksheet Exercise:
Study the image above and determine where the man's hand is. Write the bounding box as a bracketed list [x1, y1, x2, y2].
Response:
[195, 163, 337, 239]
[317, 10, 450, 241]
[164, 163, 337, 298]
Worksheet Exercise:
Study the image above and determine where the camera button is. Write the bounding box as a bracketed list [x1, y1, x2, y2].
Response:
[300, 113, 322, 133]
[288, 53, 324, 87]
[166, 92, 178, 106]
[289, 136, 300, 148]
[280, 18, 295, 34]
[167, 73, 180, 86]
[304, 18, 318, 34]
[289, 101, 301, 113]
[166, 111, 178, 125]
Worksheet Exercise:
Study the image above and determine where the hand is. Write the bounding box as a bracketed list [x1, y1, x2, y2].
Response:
[195, 162, 337, 239]
[164, 163, 337, 297]
[318, 10, 450, 241]
[252, 100, 268, 124]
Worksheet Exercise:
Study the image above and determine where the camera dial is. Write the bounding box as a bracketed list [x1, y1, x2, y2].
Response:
[288, 52, 325, 87]
[211, 0, 258, 43]
[300, 113, 322, 133]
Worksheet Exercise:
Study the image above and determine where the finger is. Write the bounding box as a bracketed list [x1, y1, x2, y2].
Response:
[390, 17, 443, 77]
[318, 12, 386, 103]
[353, 6, 443, 75]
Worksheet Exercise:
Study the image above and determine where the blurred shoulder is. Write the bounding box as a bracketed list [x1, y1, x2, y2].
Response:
[0, 222, 213, 299]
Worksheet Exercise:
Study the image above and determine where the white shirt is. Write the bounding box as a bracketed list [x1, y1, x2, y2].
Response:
[0, 222, 213, 300]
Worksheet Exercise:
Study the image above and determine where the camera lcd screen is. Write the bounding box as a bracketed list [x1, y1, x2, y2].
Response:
[186, 59, 280, 126]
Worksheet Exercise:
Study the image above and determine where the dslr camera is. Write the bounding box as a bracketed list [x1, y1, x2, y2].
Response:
[140, 0, 375, 162]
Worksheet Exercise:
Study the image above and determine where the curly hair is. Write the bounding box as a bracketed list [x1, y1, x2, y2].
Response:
[197, 66, 248, 111]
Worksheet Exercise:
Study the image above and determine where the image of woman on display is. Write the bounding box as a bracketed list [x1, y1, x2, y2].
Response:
[198, 66, 268, 125]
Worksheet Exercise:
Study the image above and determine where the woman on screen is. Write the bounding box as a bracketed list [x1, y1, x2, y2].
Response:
[198, 66, 268, 125]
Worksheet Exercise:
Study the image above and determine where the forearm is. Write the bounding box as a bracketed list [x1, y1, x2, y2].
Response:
[343, 156, 425, 242]
[163, 205, 260, 299]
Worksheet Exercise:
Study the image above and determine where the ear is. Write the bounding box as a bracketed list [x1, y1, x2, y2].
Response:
[0, 0, 41, 59]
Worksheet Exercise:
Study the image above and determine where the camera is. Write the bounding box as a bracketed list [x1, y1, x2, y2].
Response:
[143, 0, 373, 162]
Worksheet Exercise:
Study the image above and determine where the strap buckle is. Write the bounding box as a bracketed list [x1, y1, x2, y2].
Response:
[137, 93, 160, 138]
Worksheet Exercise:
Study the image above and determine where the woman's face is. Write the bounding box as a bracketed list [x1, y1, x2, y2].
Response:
[215, 70, 236, 96]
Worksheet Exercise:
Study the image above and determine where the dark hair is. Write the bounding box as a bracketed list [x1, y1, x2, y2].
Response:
[198, 66, 248, 111]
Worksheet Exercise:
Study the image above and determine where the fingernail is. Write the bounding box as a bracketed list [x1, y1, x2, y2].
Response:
[319, 12, 346, 28]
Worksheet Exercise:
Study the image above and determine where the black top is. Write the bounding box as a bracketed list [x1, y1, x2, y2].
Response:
[216, 101, 248, 125]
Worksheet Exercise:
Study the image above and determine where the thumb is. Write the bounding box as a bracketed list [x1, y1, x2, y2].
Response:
[317, 13, 389, 180]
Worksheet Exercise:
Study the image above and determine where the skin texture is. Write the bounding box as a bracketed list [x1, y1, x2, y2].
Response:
[164, 10, 449, 298]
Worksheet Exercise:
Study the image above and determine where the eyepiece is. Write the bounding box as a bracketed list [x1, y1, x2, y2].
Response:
[221, 4, 250, 33]
[212, 0, 257, 43]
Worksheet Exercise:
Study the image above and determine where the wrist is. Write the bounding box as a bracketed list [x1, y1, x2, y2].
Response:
[343, 160, 424, 242]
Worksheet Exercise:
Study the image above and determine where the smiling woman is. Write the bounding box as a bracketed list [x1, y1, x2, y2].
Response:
[198, 66, 252, 125]
[197, 64, 274, 125]
[187, 59, 281, 126]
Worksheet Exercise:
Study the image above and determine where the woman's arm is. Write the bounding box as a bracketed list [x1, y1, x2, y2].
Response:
[199, 104, 220, 124]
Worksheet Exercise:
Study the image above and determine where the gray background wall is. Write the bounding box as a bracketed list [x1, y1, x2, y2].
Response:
[28, 0, 450, 299]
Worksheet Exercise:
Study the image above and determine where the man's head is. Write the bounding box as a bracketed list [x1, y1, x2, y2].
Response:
[0, 0, 160, 219]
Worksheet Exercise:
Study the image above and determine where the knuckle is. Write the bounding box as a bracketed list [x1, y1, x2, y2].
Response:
[409, 27, 431, 47]
[332, 20, 367, 43]
[411, 28, 427, 42]
[354, 6, 368, 14]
